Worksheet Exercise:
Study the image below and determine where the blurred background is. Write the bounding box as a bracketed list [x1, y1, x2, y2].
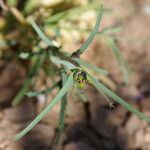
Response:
[0, 0, 150, 150]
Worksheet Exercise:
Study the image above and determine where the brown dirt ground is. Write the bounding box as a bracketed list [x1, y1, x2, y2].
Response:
[0, 0, 150, 150]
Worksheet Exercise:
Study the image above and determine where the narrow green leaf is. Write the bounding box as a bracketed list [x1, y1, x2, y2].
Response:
[72, 5, 103, 55]
[51, 56, 76, 70]
[73, 58, 108, 75]
[98, 26, 122, 35]
[106, 38, 131, 84]
[88, 74, 150, 123]
[54, 71, 68, 145]
[29, 19, 57, 48]
[26, 81, 60, 97]
[12, 53, 45, 106]
[13, 73, 74, 140]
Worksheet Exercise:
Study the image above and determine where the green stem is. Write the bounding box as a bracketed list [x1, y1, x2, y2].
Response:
[54, 70, 68, 145]
[12, 52, 45, 106]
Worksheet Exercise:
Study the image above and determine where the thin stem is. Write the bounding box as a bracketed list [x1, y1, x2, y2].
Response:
[12, 52, 46, 106]
[54, 70, 68, 145]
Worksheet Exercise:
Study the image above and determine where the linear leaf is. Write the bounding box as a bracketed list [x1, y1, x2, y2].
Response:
[72, 5, 103, 55]
[51, 56, 76, 70]
[54, 71, 68, 145]
[107, 37, 131, 84]
[98, 26, 122, 35]
[88, 74, 150, 123]
[13, 73, 74, 140]
[12, 53, 45, 106]
[73, 58, 108, 75]
[26, 81, 60, 97]
[29, 19, 57, 48]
